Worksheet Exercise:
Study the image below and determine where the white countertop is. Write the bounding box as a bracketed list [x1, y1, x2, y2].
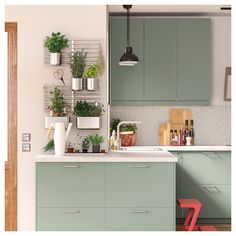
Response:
[35, 150, 178, 163]
[160, 145, 231, 151]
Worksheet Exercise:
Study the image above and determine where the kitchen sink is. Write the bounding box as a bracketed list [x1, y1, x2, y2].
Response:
[113, 146, 164, 152]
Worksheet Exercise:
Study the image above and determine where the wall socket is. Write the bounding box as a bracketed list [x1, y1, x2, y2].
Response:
[22, 143, 31, 152]
[22, 133, 31, 142]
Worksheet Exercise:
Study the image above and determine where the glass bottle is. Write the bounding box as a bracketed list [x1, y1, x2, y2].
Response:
[183, 120, 189, 146]
[189, 120, 194, 146]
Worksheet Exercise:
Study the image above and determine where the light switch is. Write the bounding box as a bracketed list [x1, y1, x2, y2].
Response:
[22, 133, 31, 142]
[22, 143, 31, 152]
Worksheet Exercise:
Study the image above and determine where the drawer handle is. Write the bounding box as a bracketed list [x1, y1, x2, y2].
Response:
[132, 165, 149, 168]
[203, 152, 222, 159]
[203, 186, 221, 193]
[63, 210, 80, 214]
[63, 165, 80, 168]
[132, 210, 149, 214]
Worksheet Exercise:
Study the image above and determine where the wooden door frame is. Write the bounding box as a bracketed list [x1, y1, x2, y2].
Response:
[5, 22, 17, 231]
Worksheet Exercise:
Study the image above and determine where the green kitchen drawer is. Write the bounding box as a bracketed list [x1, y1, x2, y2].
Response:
[36, 207, 105, 231]
[36, 163, 105, 207]
[106, 207, 174, 231]
[183, 184, 231, 218]
[182, 152, 231, 185]
[106, 163, 175, 207]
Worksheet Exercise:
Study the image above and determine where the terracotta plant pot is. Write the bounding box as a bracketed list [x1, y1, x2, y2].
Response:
[67, 147, 74, 153]
[120, 131, 133, 146]
[131, 133, 137, 145]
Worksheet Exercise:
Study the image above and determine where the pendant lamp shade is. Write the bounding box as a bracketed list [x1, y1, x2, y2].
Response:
[119, 5, 139, 66]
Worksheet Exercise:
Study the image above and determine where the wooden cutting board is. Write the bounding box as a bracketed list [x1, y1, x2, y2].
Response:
[170, 109, 192, 130]
[158, 121, 171, 145]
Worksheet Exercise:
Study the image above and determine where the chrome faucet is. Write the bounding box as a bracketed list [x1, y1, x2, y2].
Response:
[116, 121, 142, 149]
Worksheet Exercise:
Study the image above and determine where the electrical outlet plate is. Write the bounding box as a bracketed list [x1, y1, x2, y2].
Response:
[22, 133, 31, 142]
[22, 143, 31, 152]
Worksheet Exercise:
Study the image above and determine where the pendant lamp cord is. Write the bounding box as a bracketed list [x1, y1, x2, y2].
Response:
[127, 7, 130, 47]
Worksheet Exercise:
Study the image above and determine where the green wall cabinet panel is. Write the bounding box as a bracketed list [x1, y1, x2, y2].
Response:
[36, 163, 105, 207]
[106, 163, 175, 207]
[110, 17, 211, 105]
[144, 19, 177, 100]
[177, 19, 211, 101]
[183, 185, 231, 219]
[37, 208, 105, 231]
[110, 18, 144, 101]
[106, 207, 174, 231]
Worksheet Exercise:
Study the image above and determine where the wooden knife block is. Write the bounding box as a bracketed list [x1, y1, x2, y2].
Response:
[158, 109, 192, 145]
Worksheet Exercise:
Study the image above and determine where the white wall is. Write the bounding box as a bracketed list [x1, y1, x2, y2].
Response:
[5, 5, 108, 231]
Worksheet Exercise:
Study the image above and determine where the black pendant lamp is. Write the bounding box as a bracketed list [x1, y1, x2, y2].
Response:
[119, 5, 139, 66]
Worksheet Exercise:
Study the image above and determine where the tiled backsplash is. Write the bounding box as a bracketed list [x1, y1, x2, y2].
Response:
[110, 105, 231, 146]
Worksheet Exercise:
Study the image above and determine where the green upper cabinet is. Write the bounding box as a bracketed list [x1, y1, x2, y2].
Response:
[144, 19, 177, 100]
[177, 19, 211, 101]
[110, 17, 211, 105]
[110, 17, 144, 101]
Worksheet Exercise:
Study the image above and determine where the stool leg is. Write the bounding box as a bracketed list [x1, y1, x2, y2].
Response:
[188, 207, 201, 231]
[184, 208, 194, 230]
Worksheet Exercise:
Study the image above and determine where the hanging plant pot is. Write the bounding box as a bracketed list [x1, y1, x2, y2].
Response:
[77, 117, 101, 129]
[72, 78, 83, 91]
[86, 78, 97, 91]
[50, 53, 61, 66]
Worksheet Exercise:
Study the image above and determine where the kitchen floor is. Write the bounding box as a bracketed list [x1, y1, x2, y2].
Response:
[176, 224, 231, 231]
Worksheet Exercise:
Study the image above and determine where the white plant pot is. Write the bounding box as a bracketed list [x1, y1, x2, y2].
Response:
[86, 78, 97, 91]
[50, 53, 61, 65]
[54, 122, 66, 156]
[72, 78, 83, 91]
[77, 117, 101, 129]
[45, 116, 69, 129]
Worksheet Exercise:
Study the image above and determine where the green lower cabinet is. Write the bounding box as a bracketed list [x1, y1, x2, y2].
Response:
[36, 208, 105, 231]
[105, 207, 174, 231]
[183, 185, 231, 218]
[106, 163, 175, 207]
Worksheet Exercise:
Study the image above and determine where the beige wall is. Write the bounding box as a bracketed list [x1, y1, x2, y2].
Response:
[5, 5, 108, 230]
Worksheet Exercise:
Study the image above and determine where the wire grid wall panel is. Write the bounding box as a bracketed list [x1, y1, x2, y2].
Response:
[44, 85, 102, 112]
[44, 39, 103, 66]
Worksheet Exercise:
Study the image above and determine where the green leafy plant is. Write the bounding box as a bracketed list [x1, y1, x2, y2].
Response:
[48, 87, 65, 117]
[44, 32, 69, 53]
[85, 64, 98, 78]
[70, 50, 87, 78]
[73, 101, 104, 117]
[110, 118, 137, 134]
[81, 136, 90, 150]
[88, 133, 104, 145]
[43, 139, 54, 151]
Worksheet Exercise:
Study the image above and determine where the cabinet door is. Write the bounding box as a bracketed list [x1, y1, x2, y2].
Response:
[106, 163, 175, 207]
[36, 163, 105, 207]
[182, 151, 231, 185]
[183, 185, 231, 218]
[106, 207, 174, 231]
[37, 207, 105, 231]
[144, 19, 177, 100]
[177, 18, 211, 101]
[110, 17, 144, 102]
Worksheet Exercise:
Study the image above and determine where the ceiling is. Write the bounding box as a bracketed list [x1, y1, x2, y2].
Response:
[108, 5, 231, 14]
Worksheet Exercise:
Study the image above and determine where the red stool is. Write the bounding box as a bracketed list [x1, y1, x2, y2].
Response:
[177, 198, 202, 231]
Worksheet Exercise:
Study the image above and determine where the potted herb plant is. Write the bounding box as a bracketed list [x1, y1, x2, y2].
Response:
[44, 32, 69, 65]
[81, 136, 90, 153]
[73, 101, 104, 129]
[45, 87, 69, 129]
[110, 118, 137, 146]
[70, 50, 87, 91]
[88, 133, 104, 153]
[84, 64, 98, 91]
